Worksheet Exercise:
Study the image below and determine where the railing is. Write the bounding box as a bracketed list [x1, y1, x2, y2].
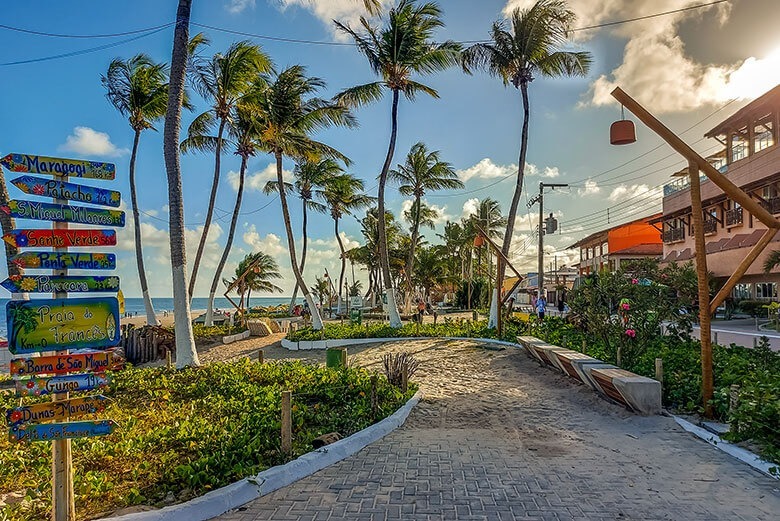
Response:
[662, 166, 727, 198]
[703, 219, 718, 235]
[663, 228, 684, 243]
[726, 207, 744, 227]
[760, 196, 780, 214]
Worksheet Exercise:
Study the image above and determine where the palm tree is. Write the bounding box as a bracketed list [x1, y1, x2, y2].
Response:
[224, 251, 283, 314]
[203, 102, 265, 326]
[254, 65, 357, 330]
[463, 0, 591, 283]
[264, 158, 341, 312]
[184, 40, 272, 300]
[322, 174, 374, 316]
[311, 276, 330, 311]
[391, 142, 462, 309]
[336, 0, 461, 327]
[163, 0, 199, 368]
[102, 54, 172, 326]
[413, 245, 445, 303]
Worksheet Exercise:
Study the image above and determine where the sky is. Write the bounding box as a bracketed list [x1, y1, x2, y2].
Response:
[1, 0, 780, 298]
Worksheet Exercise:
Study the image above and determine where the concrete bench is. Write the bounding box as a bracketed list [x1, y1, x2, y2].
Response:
[589, 368, 661, 415]
[551, 350, 600, 383]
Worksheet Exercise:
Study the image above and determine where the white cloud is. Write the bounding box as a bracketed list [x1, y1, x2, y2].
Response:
[541, 166, 560, 178]
[227, 0, 255, 14]
[228, 163, 293, 192]
[400, 199, 451, 226]
[58, 127, 128, 157]
[461, 198, 480, 219]
[243, 225, 287, 256]
[457, 158, 562, 182]
[275, 0, 394, 40]
[608, 183, 653, 202]
[578, 179, 601, 196]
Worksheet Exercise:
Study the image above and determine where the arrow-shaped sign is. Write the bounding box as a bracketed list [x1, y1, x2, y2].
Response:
[6, 395, 110, 426]
[11, 175, 121, 207]
[10, 252, 116, 270]
[2, 200, 124, 227]
[1, 153, 115, 180]
[10, 350, 124, 377]
[15, 373, 111, 397]
[1, 274, 120, 294]
[10, 419, 116, 443]
[3, 229, 117, 248]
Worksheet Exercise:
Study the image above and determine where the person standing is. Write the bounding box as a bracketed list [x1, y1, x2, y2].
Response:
[536, 294, 547, 321]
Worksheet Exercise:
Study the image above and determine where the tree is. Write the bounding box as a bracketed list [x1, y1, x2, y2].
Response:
[311, 276, 330, 310]
[463, 0, 591, 283]
[254, 65, 357, 330]
[336, 0, 461, 327]
[223, 251, 283, 314]
[322, 174, 373, 315]
[184, 40, 272, 300]
[163, 0, 199, 367]
[102, 54, 173, 325]
[264, 158, 340, 312]
[413, 246, 446, 302]
[391, 142, 461, 310]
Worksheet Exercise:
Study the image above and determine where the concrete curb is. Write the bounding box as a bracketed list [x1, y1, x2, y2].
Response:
[281, 336, 521, 351]
[100, 390, 422, 521]
[673, 416, 779, 480]
[222, 330, 250, 345]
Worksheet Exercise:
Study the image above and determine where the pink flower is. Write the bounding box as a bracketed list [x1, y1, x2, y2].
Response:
[621, 303, 630, 311]
[631, 278, 639, 284]
[625, 329, 636, 338]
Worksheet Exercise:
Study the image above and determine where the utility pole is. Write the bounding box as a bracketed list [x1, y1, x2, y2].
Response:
[529, 182, 568, 302]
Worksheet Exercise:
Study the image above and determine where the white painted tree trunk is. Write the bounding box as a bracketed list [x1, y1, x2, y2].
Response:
[173, 265, 200, 368]
[488, 288, 498, 329]
[386, 287, 403, 328]
[142, 290, 158, 325]
[205, 291, 215, 327]
[305, 293, 323, 330]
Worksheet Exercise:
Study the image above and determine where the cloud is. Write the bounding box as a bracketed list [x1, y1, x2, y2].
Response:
[58, 127, 128, 157]
[608, 183, 653, 202]
[228, 163, 293, 192]
[275, 0, 394, 40]
[457, 158, 562, 183]
[243, 225, 287, 256]
[578, 179, 601, 196]
[400, 199, 451, 226]
[227, 0, 255, 14]
[461, 198, 480, 219]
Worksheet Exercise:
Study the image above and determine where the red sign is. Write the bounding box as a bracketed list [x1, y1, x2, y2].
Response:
[3, 229, 116, 248]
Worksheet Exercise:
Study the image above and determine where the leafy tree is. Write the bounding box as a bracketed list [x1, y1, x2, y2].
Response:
[311, 276, 330, 310]
[463, 0, 591, 282]
[223, 252, 282, 313]
[336, 0, 461, 327]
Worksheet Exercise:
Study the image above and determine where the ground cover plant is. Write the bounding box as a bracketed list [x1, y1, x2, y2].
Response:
[0, 360, 415, 520]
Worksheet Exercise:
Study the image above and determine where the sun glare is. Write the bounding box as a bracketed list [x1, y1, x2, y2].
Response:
[722, 45, 780, 100]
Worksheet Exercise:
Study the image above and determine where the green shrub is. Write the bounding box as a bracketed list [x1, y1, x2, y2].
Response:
[737, 300, 767, 318]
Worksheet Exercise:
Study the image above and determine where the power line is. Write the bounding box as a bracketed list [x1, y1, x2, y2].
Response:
[0, 22, 175, 39]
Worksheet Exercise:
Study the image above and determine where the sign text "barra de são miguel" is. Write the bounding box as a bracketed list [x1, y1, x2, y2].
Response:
[1, 153, 115, 180]
[6, 297, 119, 354]
[10, 350, 123, 377]
[12, 176, 121, 208]
[3, 200, 124, 227]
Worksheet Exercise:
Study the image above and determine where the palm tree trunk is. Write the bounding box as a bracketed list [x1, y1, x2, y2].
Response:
[500, 80, 531, 284]
[205, 154, 247, 326]
[164, 0, 199, 368]
[335, 217, 347, 316]
[289, 202, 309, 313]
[378, 89, 403, 327]
[404, 196, 422, 314]
[275, 151, 323, 329]
[129, 129, 158, 325]
[189, 117, 227, 300]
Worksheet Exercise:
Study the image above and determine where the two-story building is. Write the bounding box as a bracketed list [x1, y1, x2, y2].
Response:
[569, 213, 663, 275]
[661, 84, 780, 300]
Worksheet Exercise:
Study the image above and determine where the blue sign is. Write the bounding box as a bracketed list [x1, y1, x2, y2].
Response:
[10, 420, 116, 443]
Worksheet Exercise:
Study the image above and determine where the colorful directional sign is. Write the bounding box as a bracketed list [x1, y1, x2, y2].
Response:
[15, 373, 110, 397]
[10, 351, 123, 377]
[2, 200, 125, 227]
[6, 396, 109, 426]
[1, 153, 115, 180]
[3, 228, 116, 248]
[6, 297, 119, 354]
[11, 176, 121, 208]
[1, 275, 120, 294]
[10, 252, 116, 270]
[10, 420, 116, 443]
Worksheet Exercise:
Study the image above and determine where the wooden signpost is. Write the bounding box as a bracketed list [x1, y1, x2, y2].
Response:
[3, 200, 125, 227]
[0, 153, 116, 180]
[10, 252, 116, 270]
[1, 275, 120, 294]
[12, 175, 121, 208]
[3, 229, 117, 248]
[2, 151, 123, 520]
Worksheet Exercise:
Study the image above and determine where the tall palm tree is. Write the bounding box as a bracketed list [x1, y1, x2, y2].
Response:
[391, 141, 462, 309]
[163, 0, 199, 367]
[185, 40, 272, 299]
[202, 103, 265, 326]
[254, 65, 357, 330]
[102, 54, 172, 326]
[224, 251, 283, 313]
[463, 0, 591, 283]
[322, 174, 373, 315]
[264, 158, 341, 312]
[336, 0, 461, 327]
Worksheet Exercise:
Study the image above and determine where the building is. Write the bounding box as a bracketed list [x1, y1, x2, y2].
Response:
[660, 84, 780, 300]
[568, 213, 663, 275]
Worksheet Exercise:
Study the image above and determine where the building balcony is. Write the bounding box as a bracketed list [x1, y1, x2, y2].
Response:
[759, 196, 780, 214]
[663, 228, 685, 244]
[703, 219, 718, 235]
[726, 207, 744, 227]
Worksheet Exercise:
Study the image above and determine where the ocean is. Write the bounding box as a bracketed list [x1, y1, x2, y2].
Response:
[0, 296, 297, 338]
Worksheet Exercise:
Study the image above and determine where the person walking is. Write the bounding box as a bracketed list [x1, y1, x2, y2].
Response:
[535, 294, 547, 321]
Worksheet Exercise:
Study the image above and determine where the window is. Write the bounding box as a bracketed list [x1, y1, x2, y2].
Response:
[756, 283, 777, 299]
[733, 284, 751, 300]
[602, 242, 609, 255]
[762, 185, 778, 199]
[580, 248, 585, 261]
[732, 126, 749, 161]
[754, 113, 775, 152]
[587, 247, 593, 260]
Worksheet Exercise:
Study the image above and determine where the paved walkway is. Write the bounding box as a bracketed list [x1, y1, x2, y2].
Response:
[216, 339, 780, 521]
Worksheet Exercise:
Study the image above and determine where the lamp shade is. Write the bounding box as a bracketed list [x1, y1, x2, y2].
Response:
[473, 235, 485, 247]
[610, 119, 636, 145]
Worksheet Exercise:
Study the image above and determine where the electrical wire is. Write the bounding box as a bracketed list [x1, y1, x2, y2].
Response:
[0, 21, 175, 39]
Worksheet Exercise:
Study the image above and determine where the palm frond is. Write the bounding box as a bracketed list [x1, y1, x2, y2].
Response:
[335, 82, 385, 108]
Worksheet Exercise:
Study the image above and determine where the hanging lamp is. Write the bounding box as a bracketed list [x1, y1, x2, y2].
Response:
[610, 104, 636, 145]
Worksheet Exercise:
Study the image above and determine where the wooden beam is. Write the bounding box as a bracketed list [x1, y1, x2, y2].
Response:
[709, 227, 778, 314]
[612, 87, 779, 228]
